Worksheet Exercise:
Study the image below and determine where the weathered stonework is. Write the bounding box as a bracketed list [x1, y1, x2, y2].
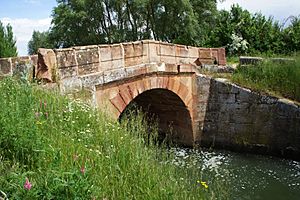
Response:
[0, 55, 37, 81]
[37, 49, 57, 82]
[195, 76, 300, 160]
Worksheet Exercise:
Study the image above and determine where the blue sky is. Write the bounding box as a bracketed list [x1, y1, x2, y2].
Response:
[0, 0, 299, 56]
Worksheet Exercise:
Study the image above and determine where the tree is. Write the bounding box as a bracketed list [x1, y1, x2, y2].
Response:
[283, 16, 300, 52]
[0, 20, 18, 58]
[28, 31, 54, 55]
[49, 0, 218, 48]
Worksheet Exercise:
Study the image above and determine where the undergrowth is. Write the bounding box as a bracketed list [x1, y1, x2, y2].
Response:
[0, 78, 227, 199]
[231, 57, 300, 102]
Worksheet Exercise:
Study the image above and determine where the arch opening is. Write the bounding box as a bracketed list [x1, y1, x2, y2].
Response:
[119, 88, 193, 146]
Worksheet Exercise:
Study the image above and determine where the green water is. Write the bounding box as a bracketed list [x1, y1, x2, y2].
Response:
[168, 148, 300, 199]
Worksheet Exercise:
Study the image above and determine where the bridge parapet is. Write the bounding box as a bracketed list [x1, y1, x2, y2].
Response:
[51, 40, 225, 92]
[0, 40, 226, 91]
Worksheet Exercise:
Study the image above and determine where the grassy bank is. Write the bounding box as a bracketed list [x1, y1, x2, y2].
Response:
[0, 78, 226, 199]
[231, 57, 300, 102]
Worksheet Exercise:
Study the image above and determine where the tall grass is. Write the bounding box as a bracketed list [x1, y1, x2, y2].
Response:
[0, 78, 226, 199]
[232, 57, 300, 102]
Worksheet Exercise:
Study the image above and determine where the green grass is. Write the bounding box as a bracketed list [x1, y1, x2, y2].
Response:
[0, 78, 227, 199]
[231, 57, 300, 102]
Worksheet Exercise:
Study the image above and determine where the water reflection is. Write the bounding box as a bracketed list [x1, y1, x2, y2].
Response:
[167, 148, 300, 199]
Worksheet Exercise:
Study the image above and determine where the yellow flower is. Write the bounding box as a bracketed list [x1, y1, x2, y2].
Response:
[36, 121, 43, 125]
[197, 180, 208, 189]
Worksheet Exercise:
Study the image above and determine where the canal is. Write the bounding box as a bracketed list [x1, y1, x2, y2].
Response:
[167, 147, 300, 200]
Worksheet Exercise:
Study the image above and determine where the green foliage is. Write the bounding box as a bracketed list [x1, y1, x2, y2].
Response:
[0, 78, 226, 199]
[28, 31, 54, 55]
[48, 0, 218, 48]
[0, 21, 17, 58]
[206, 5, 300, 55]
[232, 57, 300, 102]
[28, 1, 300, 56]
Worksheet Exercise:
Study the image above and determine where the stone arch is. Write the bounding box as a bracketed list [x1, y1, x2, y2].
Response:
[105, 74, 194, 146]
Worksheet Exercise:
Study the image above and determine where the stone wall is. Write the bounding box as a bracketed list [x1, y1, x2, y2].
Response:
[0, 55, 38, 81]
[55, 40, 226, 92]
[196, 75, 300, 160]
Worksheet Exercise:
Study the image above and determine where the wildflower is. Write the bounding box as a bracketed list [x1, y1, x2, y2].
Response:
[35, 112, 40, 118]
[24, 178, 32, 190]
[36, 121, 43, 125]
[197, 180, 208, 189]
[80, 165, 85, 175]
[73, 154, 79, 161]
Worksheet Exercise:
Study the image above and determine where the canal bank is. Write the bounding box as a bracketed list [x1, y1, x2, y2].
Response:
[195, 75, 300, 161]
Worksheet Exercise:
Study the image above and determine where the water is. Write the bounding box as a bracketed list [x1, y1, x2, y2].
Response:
[167, 147, 300, 200]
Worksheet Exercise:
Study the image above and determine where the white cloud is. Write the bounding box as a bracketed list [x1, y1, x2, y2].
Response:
[1, 17, 51, 56]
[24, 0, 41, 4]
[217, 0, 300, 22]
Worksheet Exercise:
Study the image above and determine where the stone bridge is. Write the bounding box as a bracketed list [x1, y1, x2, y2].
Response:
[0, 40, 299, 160]
[52, 40, 226, 146]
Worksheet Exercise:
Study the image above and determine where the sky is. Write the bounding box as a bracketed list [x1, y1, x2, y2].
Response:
[0, 0, 300, 56]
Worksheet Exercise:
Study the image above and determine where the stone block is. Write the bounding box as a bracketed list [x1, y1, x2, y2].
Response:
[75, 46, 99, 66]
[11, 56, 35, 81]
[259, 95, 278, 104]
[111, 44, 124, 60]
[142, 77, 151, 91]
[103, 68, 126, 83]
[0, 58, 12, 75]
[179, 64, 194, 73]
[176, 45, 189, 58]
[128, 82, 139, 99]
[58, 66, 78, 79]
[99, 45, 112, 62]
[109, 93, 126, 113]
[157, 76, 164, 88]
[218, 48, 226, 66]
[111, 59, 124, 69]
[172, 79, 181, 93]
[239, 56, 263, 65]
[199, 58, 214, 65]
[100, 60, 112, 71]
[178, 82, 189, 100]
[125, 56, 143, 67]
[159, 43, 175, 56]
[162, 77, 169, 89]
[60, 77, 82, 93]
[119, 85, 132, 105]
[136, 80, 145, 94]
[199, 48, 211, 59]
[126, 65, 147, 78]
[147, 41, 160, 63]
[80, 73, 104, 87]
[188, 46, 198, 58]
[150, 75, 158, 89]
[124, 42, 144, 67]
[55, 48, 76, 68]
[78, 63, 99, 75]
[160, 56, 176, 64]
[211, 49, 218, 60]
[165, 64, 178, 73]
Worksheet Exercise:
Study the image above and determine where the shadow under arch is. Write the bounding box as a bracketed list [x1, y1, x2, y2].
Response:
[119, 88, 193, 147]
